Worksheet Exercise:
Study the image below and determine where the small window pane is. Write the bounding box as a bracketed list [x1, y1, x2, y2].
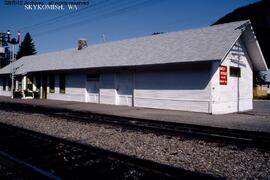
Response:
[49, 75, 55, 93]
[87, 74, 100, 81]
[3, 77, 6, 91]
[230, 67, 241, 77]
[59, 74, 65, 94]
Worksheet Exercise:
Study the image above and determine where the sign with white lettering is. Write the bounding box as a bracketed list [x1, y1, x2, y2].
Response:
[220, 65, 227, 85]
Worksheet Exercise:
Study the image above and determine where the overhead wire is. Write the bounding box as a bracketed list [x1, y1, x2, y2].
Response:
[20, 0, 145, 32]
[19, 0, 110, 31]
[28, 0, 126, 32]
[32, 0, 164, 37]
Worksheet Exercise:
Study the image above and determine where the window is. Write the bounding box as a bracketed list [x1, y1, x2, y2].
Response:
[230, 67, 241, 77]
[3, 77, 6, 91]
[27, 75, 33, 91]
[49, 75, 55, 93]
[59, 74, 65, 94]
[87, 74, 100, 81]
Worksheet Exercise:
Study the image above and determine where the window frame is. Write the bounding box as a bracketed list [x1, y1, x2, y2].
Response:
[87, 74, 100, 81]
[230, 66, 241, 78]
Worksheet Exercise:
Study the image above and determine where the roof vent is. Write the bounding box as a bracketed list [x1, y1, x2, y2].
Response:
[78, 38, 87, 50]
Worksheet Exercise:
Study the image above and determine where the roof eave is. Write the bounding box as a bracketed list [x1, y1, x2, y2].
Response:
[242, 23, 268, 71]
[253, 37, 268, 71]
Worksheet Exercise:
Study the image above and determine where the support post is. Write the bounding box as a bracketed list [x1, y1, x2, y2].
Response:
[11, 44, 15, 99]
[22, 76, 26, 98]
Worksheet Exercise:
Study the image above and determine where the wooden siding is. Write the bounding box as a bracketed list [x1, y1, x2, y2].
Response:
[134, 68, 211, 112]
[115, 71, 133, 106]
[0, 78, 10, 97]
[99, 73, 116, 105]
[0, 90, 10, 97]
[47, 73, 85, 102]
[211, 39, 253, 114]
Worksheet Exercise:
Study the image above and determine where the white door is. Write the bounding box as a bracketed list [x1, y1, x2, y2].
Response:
[230, 76, 239, 112]
[116, 72, 133, 106]
[87, 81, 99, 103]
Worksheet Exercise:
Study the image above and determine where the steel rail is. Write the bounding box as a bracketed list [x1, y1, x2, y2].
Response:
[0, 102, 270, 149]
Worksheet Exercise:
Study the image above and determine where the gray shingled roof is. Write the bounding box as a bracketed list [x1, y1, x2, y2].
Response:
[0, 20, 250, 75]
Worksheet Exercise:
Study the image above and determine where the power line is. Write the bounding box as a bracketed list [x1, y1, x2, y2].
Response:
[19, 0, 110, 31]
[31, 0, 145, 35]
[24, 0, 144, 32]
[33, 0, 164, 37]
[27, 0, 123, 32]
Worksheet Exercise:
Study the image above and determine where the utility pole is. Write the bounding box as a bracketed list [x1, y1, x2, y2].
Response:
[7, 30, 20, 99]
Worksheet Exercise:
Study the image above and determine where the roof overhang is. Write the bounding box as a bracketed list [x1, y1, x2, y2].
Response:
[1, 60, 216, 76]
[241, 21, 268, 71]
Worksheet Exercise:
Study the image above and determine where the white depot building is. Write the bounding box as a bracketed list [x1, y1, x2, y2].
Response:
[0, 20, 268, 114]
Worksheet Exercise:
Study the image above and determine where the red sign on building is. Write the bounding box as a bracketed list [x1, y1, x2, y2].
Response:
[220, 65, 227, 85]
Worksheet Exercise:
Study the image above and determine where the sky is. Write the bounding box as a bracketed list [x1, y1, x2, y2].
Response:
[0, 0, 259, 54]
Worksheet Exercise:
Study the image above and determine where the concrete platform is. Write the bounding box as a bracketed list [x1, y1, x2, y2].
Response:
[0, 96, 269, 133]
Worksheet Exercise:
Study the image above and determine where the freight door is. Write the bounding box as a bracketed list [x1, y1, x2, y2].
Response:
[116, 71, 133, 106]
[86, 74, 100, 103]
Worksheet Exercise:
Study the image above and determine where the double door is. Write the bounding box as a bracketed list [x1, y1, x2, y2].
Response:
[116, 72, 133, 106]
[86, 81, 99, 103]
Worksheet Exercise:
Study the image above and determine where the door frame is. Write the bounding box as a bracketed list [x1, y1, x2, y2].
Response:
[85, 76, 100, 103]
[115, 71, 134, 107]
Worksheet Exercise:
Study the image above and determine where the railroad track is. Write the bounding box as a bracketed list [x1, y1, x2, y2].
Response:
[53, 111, 270, 149]
[0, 152, 48, 179]
[0, 122, 214, 179]
[1, 102, 270, 150]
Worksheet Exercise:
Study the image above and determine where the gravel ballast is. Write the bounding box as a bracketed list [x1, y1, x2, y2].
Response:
[0, 109, 269, 179]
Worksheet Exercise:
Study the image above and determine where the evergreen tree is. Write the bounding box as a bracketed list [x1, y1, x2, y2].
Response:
[16, 32, 36, 60]
[254, 71, 266, 86]
[152, 32, 165, 35]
